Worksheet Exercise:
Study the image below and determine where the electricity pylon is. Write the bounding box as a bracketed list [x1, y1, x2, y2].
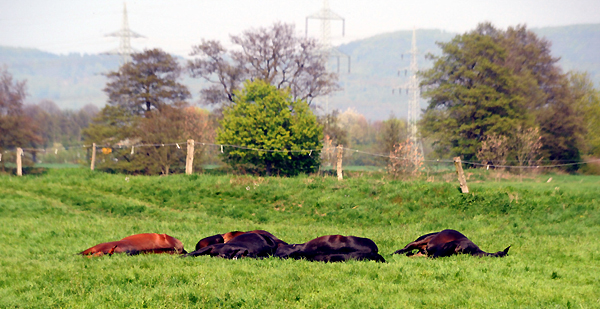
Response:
[393, 28, 424, 167]
[105, 2, 145, 64]
[407, 27, 419, 145]
[306, 0, 350, 115]
[393, 27, 420, 144]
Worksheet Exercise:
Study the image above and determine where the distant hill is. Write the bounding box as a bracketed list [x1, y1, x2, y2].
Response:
[1, 24, 599, 120]
[0, 46, 119, 110]
[532, 24, 600, 82]
[327, 29, 456, 120]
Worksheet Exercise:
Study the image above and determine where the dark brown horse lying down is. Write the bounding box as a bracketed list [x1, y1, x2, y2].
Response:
[184, 232, 280, 259]
[393, 229, 510, 258]
[79, 233, 187, 257]
[194, 230, 287, 251]
[274, 235, 386, 262]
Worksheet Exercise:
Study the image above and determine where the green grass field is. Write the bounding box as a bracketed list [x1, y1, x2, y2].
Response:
[1, 169, 599, 308]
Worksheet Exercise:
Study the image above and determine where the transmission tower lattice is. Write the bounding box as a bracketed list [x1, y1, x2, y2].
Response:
[306, 0, 350, 115]
[393, 28, 421, 144]
[407, 27, 420, 144]
[105, 3, 145, 64]
[392, 28, 424, 167]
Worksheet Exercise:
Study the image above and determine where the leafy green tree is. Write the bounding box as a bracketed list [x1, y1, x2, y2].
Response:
[569, 72, 600, 156]
[84, 49, 200, 175]
[82, 104, 142, 173]
[420, 28, 530, 160]
[104, 48, 190, 115]
[420, 23, 589, 169]
[499, 25, 585, 168]
[84, 103, 213, 175]
[217, 80, 322, 176]
[535, 77, 584, 170]
[83, 105, 137, 148]
[377, 113, 407, 162]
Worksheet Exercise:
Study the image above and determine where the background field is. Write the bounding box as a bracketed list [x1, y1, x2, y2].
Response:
[1, 169, 599, 308]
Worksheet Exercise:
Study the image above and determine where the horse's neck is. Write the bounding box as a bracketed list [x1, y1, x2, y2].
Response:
[459, 241, 487, 256]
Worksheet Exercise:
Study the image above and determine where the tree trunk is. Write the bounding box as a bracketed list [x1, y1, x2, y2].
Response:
[266, 161, 272, 176]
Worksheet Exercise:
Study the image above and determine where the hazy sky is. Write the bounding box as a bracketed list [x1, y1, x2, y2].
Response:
[1, 0, 599, 57]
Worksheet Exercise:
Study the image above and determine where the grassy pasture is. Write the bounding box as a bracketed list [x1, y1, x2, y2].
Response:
[0, 169, 599, 308]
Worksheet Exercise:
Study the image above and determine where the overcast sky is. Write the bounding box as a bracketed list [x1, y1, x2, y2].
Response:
[1, 0, 599, 57]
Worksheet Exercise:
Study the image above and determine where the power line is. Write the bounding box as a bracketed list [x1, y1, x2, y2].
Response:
[7, 142, 599, 169]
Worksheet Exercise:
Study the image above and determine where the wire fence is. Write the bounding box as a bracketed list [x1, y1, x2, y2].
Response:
[3, 140, 600, 174]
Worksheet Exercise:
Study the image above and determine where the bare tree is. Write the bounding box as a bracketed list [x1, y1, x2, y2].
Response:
[321, 135, 335, 167]
[387, 139, 423, 179]
[513, 126, 543, 180]
[188, 22, 339, 111]
[378, 114, 408, 164]
[134, 104, 213, 175]
[0, 67, 41, 171]
[477, 134, 510, 181]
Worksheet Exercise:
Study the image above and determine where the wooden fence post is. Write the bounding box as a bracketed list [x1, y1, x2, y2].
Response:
[453, 156, 469, 193]
[336, 144, 343, 181]
[90, 143, 96, 171]
[16, 147, 22, 176]
[186, 139, 194, 175]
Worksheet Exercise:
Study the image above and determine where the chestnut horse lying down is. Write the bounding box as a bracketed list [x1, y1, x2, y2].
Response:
[194, 230, 287, 251]
[184, 232, 280, 259]
[274, 235, 386, 262]
[79, 233, 187, 257]
[393, 229, 510, 258]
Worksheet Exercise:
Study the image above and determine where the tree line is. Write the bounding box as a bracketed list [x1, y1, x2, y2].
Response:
[0, 66, 98, 170]
[419, 23, 600, 172]
[1, 22, 599, 175]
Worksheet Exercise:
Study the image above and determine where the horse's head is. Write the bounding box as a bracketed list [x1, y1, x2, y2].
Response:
[274, 243, 303, 259]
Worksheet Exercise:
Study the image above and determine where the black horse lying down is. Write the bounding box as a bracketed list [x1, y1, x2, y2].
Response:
[194, 230, 287, 251]
[275, 235, 385, 262]
[183, 232, 279, 259]
[393, 229, 510, 258]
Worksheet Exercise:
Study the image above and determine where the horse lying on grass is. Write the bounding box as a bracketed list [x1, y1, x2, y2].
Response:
[194, 230, 287, 251]
[79, 233, 187, 257]
[184, 232, 280, 259]
[275, 235, 386, 262]
[393, 229, 510, 258]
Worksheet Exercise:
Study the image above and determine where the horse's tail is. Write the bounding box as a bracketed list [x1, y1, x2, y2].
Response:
[493, 245, 511, 257]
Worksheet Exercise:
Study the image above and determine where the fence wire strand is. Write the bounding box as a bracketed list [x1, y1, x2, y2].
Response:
[3, 141, 600, 169]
